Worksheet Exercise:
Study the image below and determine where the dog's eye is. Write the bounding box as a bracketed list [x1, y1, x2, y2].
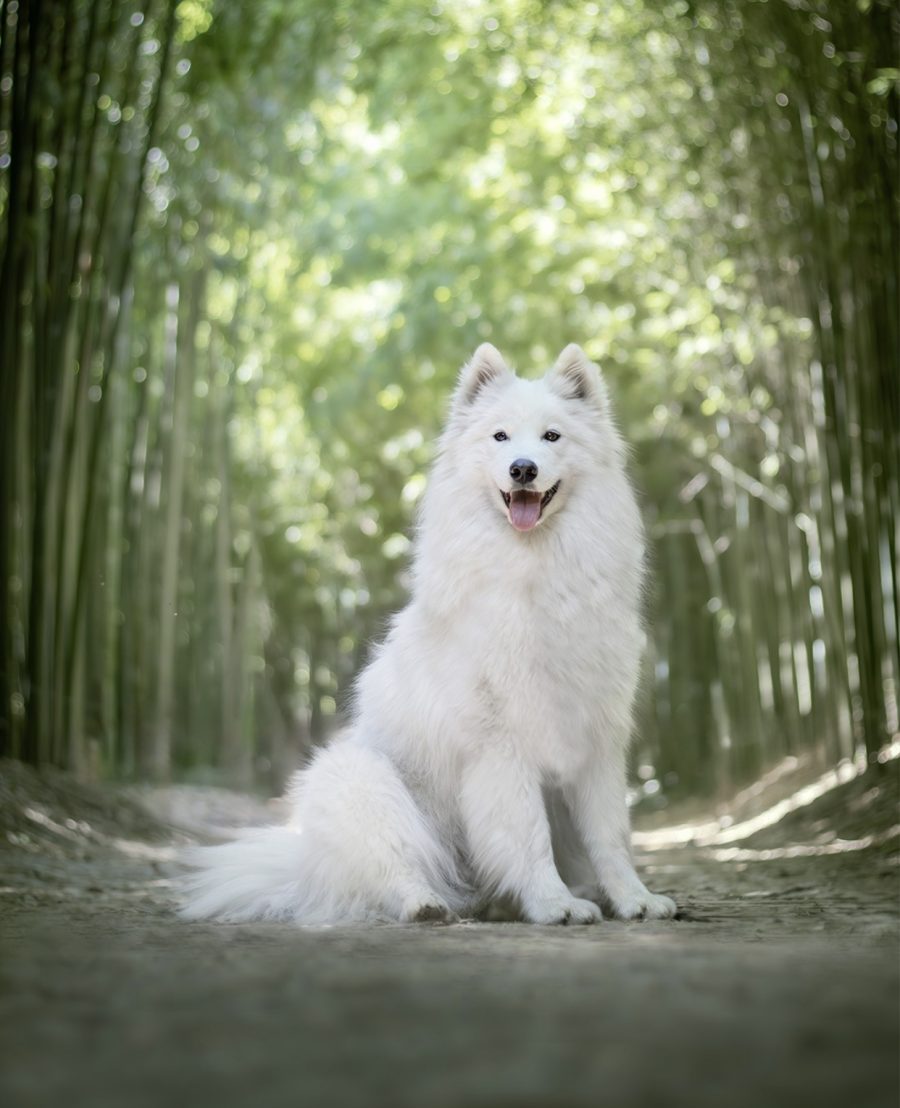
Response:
[493, 431, 508, 442]
[542, 430, 561, 442]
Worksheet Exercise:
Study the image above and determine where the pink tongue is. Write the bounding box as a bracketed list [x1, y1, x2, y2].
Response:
[509, 491, 542, 532]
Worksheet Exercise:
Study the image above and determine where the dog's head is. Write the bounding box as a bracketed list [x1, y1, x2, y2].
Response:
[445, 343, 622, 533]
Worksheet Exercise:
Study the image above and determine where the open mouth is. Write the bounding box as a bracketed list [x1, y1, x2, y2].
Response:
[500, 481, 560, 532]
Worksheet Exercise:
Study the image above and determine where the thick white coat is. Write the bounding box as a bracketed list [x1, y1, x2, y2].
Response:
[182, 344, 677, 925]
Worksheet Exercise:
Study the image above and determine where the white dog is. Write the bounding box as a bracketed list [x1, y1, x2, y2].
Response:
[182, 344, 676, 925]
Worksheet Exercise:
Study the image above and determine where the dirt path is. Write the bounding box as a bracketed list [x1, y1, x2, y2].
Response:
[1, 758, 897, 1108]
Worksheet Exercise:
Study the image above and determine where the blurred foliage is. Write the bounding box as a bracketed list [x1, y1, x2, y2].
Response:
[0, 0, 897, 800]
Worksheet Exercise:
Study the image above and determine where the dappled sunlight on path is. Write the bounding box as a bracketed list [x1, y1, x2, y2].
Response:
[1, 759, 897, 1107]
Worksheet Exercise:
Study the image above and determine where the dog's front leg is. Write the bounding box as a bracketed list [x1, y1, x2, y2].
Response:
[568, 746, 677, 921]
[460, 750, 602, 925]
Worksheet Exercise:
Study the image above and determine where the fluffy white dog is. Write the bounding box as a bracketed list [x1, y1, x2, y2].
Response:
[182, 344, 676, 925]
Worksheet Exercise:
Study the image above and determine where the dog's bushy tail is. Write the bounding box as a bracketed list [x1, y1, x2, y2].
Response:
[179, 736, 462, 924]
[180, 826, 327, 923]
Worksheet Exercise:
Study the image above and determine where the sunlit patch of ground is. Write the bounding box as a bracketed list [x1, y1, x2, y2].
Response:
[634, 743, 899, 852]
[0, 757, 897, 1108]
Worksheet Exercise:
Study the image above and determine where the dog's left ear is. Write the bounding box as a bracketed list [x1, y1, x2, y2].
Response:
[548, 344, 607, 409]
[453, 343, 513, 407]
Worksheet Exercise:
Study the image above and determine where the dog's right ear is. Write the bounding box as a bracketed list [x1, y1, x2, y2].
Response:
[548, 344, 608, 410]
[453, 344, 512, 406]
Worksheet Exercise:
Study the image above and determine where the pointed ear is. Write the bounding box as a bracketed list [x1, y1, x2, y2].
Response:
[454, 344, 512, 406]
[548, 344, 607, 407]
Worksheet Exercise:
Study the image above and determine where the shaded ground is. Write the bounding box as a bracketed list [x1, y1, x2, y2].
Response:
[0, 757, 897, 1108]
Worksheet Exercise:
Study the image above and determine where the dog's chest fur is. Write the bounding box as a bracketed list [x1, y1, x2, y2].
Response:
[429, 498, 644, 778]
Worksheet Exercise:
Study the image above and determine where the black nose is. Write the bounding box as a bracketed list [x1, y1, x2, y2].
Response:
[509, 458, 538, 485]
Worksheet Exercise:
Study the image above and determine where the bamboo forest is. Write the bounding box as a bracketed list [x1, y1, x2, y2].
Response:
[2, 4, 899, 1108]
[1, 0, 897, 799]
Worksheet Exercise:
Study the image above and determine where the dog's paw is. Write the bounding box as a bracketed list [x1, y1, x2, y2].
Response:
[525, 894, 603, 926]
[608, 889, 677, 921]
[401, 898, 458, 924]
